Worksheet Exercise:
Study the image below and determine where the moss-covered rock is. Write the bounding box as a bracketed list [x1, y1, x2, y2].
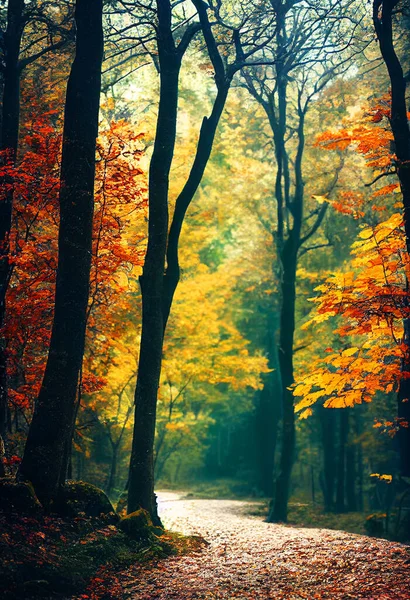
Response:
[0, 477, 43, 514]
[118, 509, 156, 540]
[55, 481, 118, 522]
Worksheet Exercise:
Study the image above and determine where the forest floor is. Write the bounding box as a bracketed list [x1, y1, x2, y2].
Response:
[90, 491, 410, 600]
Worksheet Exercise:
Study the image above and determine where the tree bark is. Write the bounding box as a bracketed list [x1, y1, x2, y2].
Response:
[106, 443, 118, 498]
[319, 404, 336, 512]
[335, 409, 349, 513]
[346, 408, 357, 512]
[373, 0, 410, 477]
[162, 85, 229, 326]
[19, 0, 103, 506]
[256, 365, 281, 497]
[0, 0, 25, 478]
[128, 0, 231, 522]
[346, 432, 357, 512]
[269, 105, 305, 523]
[128, 0, 180, 521]
[269, 238, 298, 521]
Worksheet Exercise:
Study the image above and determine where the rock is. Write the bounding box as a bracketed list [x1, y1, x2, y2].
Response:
[56, 481, 118, 521]
[118, 508, 155, 540]
[0, 477, 43, 514]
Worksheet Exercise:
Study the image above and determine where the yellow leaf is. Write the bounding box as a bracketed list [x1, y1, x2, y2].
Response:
[371, 473, 393, 483]
[358, 227, 373, 239]
[299, 408, 313, 419]
[341, 347, 359, 357]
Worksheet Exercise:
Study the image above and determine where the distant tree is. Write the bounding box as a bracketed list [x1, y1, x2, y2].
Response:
[242, 0, 364, 521]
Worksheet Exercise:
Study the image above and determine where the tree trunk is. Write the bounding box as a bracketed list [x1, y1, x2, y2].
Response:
[346, 431, 357, 511]
[18, 0, 103, 506]
[319, 404, 336, 512]
[345, 407, 357, 512]
[255, 310, 281, 497]
[106, 444, 118, 498]
[0, 0, 25, 478]
[269, 239, 298, 522]
[398, 321, 410, 476]
[268, 104, 305, 523]
[128, 0, 180, 521]
[336, 409, 349, 513]
[162, 85, 229, 326]
[311, 465, 316, 504]
[256, 372, 281, 497]
[128, 1, 230, 523]
[373, 0, 410, 477]
[353, 407, 364, 511]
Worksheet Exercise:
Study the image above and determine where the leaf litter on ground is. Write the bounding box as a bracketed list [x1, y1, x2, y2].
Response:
[78, 493, 410, 600]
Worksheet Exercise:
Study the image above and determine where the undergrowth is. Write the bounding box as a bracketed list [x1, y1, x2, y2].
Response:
[0, 512, 205, 599]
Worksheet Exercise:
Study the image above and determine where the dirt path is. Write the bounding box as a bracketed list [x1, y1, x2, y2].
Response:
[118, 492, 410, 599]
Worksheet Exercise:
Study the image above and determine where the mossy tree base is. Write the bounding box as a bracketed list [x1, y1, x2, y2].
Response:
[118, 508, 164, 540]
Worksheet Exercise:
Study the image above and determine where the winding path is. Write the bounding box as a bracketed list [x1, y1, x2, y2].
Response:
[119, 492, 410, 599]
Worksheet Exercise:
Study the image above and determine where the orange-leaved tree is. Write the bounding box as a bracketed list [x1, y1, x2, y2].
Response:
[3, 100, 147, 476]
[295, 212, 408, 415]
[294, 90, 410, 475]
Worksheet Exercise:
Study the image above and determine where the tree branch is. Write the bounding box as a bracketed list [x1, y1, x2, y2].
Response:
[365, 169, 397, 186]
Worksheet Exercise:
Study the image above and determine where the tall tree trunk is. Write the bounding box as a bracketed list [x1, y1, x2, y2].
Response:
[398, 321, 410, 476]
[336, 409, 349, 513]
[128, 0, 230, 522]
[346, 418, 357, 512]
[253, 305, 281, 497]
[269, 105, 305, 523]
[0, 0, 24, 478]
[162, 85, 229, 325]
[255, 365, 281, 497]
[353, 407, 364, 511]
[319, 404, 336, 512]
[373, 0, 410, 477]
[127, 0, 180, 521]
[106, 443, 118, 498]
[269, 241, 298, 521]
[311, 465, 316, 504]
[19, 0, 103, 506]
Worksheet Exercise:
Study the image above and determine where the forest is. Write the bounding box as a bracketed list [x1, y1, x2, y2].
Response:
[0, 0, 410, 598]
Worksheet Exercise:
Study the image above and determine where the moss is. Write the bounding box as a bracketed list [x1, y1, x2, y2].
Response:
[0, 510, 186, 599]
[55, 480, 118, 521]
[118, 508, 156, 540]
[0, 483, 205, 598]
[0, 477, 43, 514]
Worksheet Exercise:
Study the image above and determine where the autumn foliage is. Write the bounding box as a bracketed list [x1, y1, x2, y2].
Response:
[295, 96, 410, 438]
[1, 90, 147, 450]
[295, 213, 409, 415]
